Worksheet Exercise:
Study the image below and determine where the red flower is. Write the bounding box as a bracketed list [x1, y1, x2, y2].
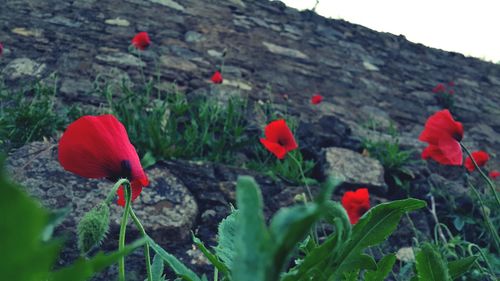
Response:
[448, 89, 455, 95]
[58, 115, 149, 206]
[211, 70, 223, 84]
[448, 81, 455, 87]
[131, 32, 151, 50]
[341, 188, 370, 224]
[311, 94, 323, 105]
[419, 109, 464, 166]
[0, 42, 3, 56]
[490, 170, 500, 180]
[432, 83, 446, 93]
[464, 150, 489, 172]
[260, 119, 298, 159]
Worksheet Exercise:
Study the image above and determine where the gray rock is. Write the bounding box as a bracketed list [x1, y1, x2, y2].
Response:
[6, 142, 198, 244]
[262, 41, 308, 59]
[4, 58, 46, 79]
[324, 147, 386, 189]
[149, 0, 184, 11]
[96, 52, 145, 67]
[184, 31, 205, 43]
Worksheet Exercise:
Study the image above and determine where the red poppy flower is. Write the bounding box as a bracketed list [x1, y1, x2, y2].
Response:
[0, 42, 3, 56]
[341, 188, 370, 224]
[464, 150, 489, 172]
[432, 83, 446, 93]
[419, 109, 464, 166]
[447, 89, 455, 95]
[211, 70, 223, 84]
[58, 115, 149, 206]
[260, 119, 298, 159]
[448, 81, 455, 87]
[490, 170, 500, 180]
[131, 32, 151, 50]
[311, 94, 323, 105]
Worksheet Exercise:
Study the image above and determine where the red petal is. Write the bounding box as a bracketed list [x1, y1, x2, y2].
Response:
[211, 71, 223, 84]
[437, 137, 463, 165]
[341, 188, 370, 224]
[490, 170, 500, 179]
[311, 94, 323, 105]
[263, 119, 298, 152]
[419, 110, 463, 144]
[260, 138, 287, 159]
[465, 150, 489, 172]
[131, 32, 151, 50]
[58, 115, 149, 205]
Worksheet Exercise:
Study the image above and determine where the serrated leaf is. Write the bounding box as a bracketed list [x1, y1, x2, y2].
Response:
[192, 234, 229, 277]
[365, 254, 397, 281]
[147, 237, 202, 281]
[448, 255, 478, 280]
[50, 238, 146, 281]
[415, 243, 451, 281]
[150, 254, 166, 281]
[232, 176, 272, 281]
[214, 209, 238, 270]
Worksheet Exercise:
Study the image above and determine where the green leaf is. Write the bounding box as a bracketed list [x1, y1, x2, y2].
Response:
[365, 254, 397, 281]
[0, 161, 61, 281]
[322, 201, 351, 242]
[192, 234, 230, 277]
[150, 254, 166, 281]
[42, 207, 71, 242]
[232, 176, 272, 281]
[316, 176, 343, 203]
[50, 238, 146, 281]
[269, 202, 321, 279]
[214, 209, 238, 270]
[448, 256, 478, 280]
[329, 198, 425, 278]
[342, 270, 359, 281]
[147, 237, 202, 281]
[415, 243, 450, 281]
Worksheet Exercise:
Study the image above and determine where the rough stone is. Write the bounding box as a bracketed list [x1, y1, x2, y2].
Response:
[184, 31, 205, 43]
[324, 147, 386, 189]
[104, 17, 130, 26]
[96, 52, 146, 67]
[4, 58, 46, 79]
[149, 0, 184, 11]
[262, 41, 308, 59]
[6, 142, 198, 244]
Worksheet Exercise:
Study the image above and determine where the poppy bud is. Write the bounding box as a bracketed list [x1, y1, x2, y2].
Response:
[77, 203, 110, 255]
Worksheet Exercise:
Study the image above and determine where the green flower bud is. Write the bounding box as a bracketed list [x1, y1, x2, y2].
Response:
[77, 203, 110, 255]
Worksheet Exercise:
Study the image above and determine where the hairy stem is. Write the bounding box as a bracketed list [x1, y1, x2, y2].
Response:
[129, 209, 153, 281]
[118, 183, 132, 281]
[461, 143, 500, 208]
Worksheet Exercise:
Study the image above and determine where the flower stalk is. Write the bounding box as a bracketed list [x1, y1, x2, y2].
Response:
[118, 182, 132, 281]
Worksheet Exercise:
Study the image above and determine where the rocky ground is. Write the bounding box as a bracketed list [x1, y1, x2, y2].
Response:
[1, 0, 500, 279]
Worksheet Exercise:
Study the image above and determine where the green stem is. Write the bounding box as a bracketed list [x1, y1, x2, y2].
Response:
[288, 153, 327, 243]
[119, 183, 132, 281]
[214, 268, 219, 281]
[129, 209, 153, 281]
[468, 181, 500, 252]
[461, 143, 500, 208]
[288, 153, 314, 200]
[468, 243, 497, 281]
[105, 178, 129, 205]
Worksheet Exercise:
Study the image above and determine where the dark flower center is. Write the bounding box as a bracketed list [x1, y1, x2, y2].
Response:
[107, 160, 132, 182]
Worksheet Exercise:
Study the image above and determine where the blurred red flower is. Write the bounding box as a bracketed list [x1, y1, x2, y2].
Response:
[58, 115, 149, 206]
[464, 150, 489, 172]
[311, 94, 323, 105]
[131, 32, 151, 50]
[211, 70, 223, 84]
[490, 170, 500, 179]
[341, 188, 370, 224]
[260, 119, 297, 159]
[432, 83, 446, 93]
[419, 109, 464, 165]
[448, 89, 455, 95]
[0, 42, 3, 56]
[448, 81, 455, 87]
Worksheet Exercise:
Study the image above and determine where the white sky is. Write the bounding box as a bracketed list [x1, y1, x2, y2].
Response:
[280, 0, 500, 62]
